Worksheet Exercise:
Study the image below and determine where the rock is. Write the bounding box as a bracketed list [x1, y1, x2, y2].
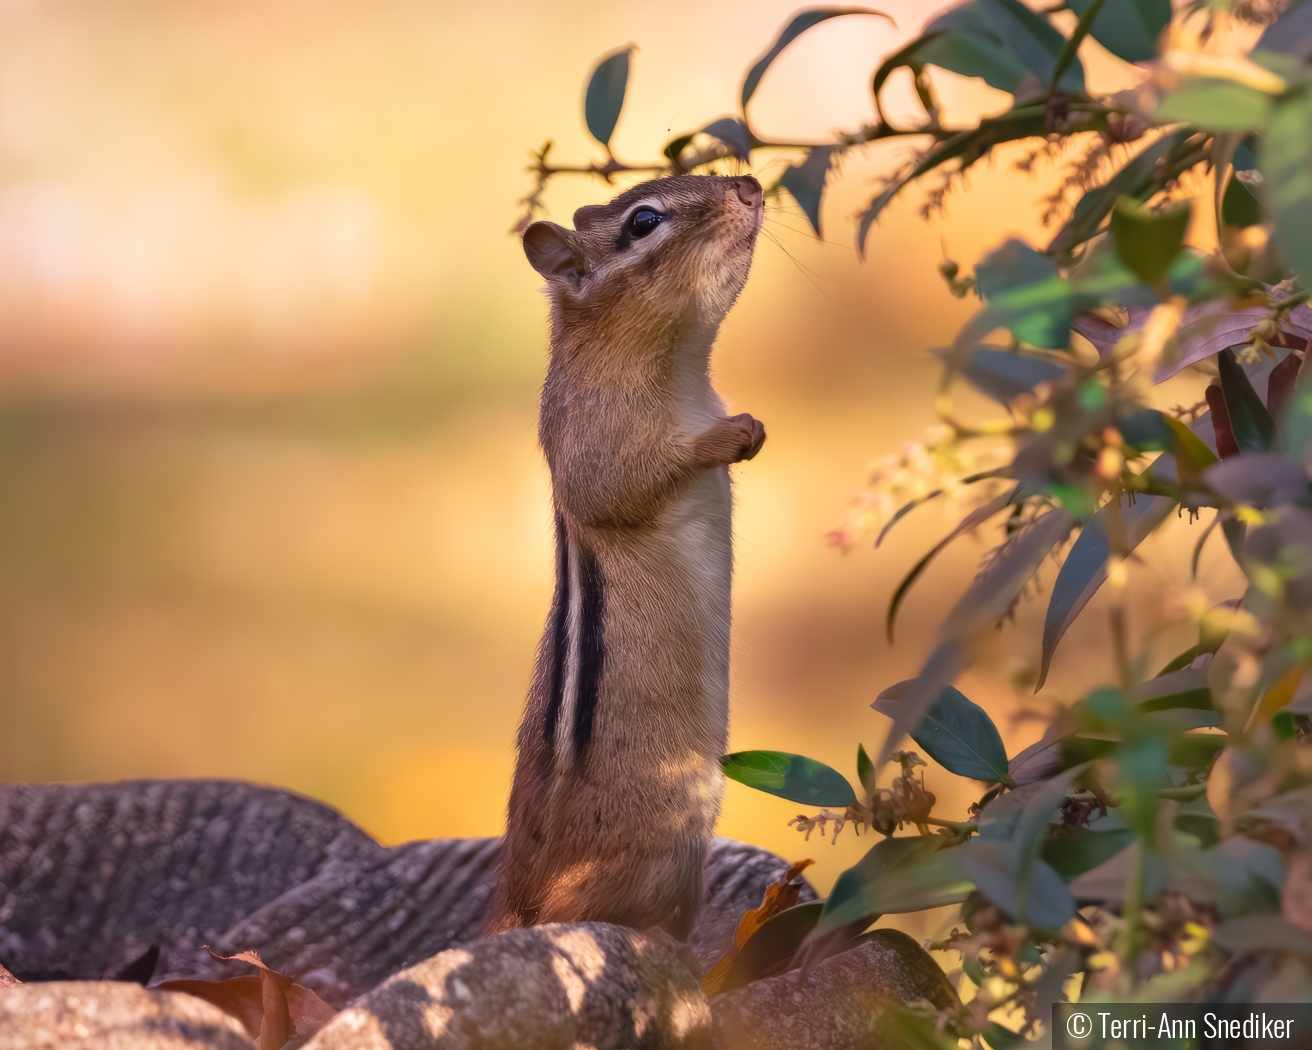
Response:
[0, 773, 957, 1050]
[710, 931, 960, 1050]
[0, 963, 18, 987]
[304, 923, 710, 1050]
[0, 780, 813, 1006]
[0, 981, 254, 1049]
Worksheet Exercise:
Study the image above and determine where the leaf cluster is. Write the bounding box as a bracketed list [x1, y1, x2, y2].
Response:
[530, 0, 1312, 1038]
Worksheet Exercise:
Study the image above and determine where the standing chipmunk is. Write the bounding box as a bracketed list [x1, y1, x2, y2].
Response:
[487, 174, 765, 939]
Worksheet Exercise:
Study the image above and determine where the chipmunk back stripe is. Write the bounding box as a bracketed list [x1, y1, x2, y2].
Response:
[571, 542, 605, 759]
[542, 513, 570, 751]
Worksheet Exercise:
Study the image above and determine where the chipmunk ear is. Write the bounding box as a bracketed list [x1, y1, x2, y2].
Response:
[523, 222, 586, 282]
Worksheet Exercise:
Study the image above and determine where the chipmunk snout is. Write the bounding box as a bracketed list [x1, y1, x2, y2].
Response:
[733, 176, 763, 210]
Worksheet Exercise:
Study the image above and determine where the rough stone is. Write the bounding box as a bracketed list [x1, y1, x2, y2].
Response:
[304, 923, 710, 1050]
[710, 931, 960, 1050]
[0, 982, 254, 1050]
[0, 781, 814, 1007]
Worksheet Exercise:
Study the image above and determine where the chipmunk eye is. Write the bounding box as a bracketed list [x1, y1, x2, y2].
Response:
[627, 207, 663, 238]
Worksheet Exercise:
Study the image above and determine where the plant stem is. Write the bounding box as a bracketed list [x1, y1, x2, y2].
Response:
[1104, 360, 1133, 693]
[1119, 838, 1146, 982]
[1086, 783, 1207, 807]
[924, 817, 978, 833]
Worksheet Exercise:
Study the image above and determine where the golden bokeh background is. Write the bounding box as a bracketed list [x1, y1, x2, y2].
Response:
[0, 0, 1245, 914]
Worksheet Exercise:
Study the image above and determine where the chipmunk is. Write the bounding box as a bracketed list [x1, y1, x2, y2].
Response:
[487, 174, 766, 939]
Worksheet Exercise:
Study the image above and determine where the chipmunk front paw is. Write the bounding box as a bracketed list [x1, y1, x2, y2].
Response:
[694, 413, 767, 467]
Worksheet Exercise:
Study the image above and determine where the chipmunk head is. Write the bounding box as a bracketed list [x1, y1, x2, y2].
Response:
[523, 174, 763, 336]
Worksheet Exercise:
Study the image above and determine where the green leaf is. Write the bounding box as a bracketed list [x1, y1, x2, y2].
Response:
[985, 277, 1074, 349]
[1117, 734, 1171, 846]
[959, 348, 1069, 405]
[977, 766, 1085, 852]
[1137, 667, 1214, 712]
[968, 766, 1086, 925]
[875, 684, 1010, 783]
[1222, 174, 1263, 228]
[1265, 92, 1312, 287]
[877, 1001, 963, 1050]
[916, 33, 1030, 94]
[1236, 136, 1260, 172]
[721, 750, 857, 807]
[886, 487, 1018, 643]
[1176, 794, 1220, 849]
[1037, 468, 1180, 690]
[881, 510, 1074, 763]
[1213, 913, 1312, 957]
[1157, 78, 1274, 131]
[1176, 838, 1285, 917]
[778, 147, 834, 235]
[1067, 0, 1171, 64]
[1222, 515, 1248, 564]
[1118, 407, 1176, 451]
[1156, 644, 1199, 677]
[967, 846, 1075, 928]
[914, 12, 1033, 94]
[876, 489, 945, 548]
[1285, 384, 1312, 470]
[975, 238, 1055, 297]
[859, 104, 1052, 251]
[742, 8, 892, 108]
[814, 837, 974, 934]
[1041, 826, 1137, 881]
[662, 133, 695, 165]
[1217, 348, 1278, 453]
[1171, 732, 1227, 769]
[1110, 196, 1190, 286]
[915, 687, 1011, 783]
[1049, 129, 1194, 257]
[1164, 415, 1219, 470]
[584, 47, 632, 147]
[975, 0, 1085, 92]
[856, 743, 877, 797]
[699, 118, 751, 160]
[951, 240, 1079, 355]
[982, 1022, 1028, 1050]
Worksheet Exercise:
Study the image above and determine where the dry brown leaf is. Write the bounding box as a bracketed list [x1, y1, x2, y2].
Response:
[701, 859, 812, 994]
[156, 948, 336, 1050]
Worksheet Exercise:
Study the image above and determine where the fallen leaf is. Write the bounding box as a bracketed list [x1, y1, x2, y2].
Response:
[156, 948, 336, 1050]
[701, 859, 813, 994]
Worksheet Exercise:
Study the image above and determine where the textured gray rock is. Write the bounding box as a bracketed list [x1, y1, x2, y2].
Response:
[0, 780, 813, 1006]
[0, 780, 959, 1049]
[710, 931, 960, 1050]
[0, 982, 254, 1050]
[305, 923, 710, 1050]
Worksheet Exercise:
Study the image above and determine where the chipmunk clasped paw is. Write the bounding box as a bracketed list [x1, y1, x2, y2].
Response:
[695, 412, 767, 467]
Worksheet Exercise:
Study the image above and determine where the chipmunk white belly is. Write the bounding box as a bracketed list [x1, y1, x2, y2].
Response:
[671, 369, 733, 759]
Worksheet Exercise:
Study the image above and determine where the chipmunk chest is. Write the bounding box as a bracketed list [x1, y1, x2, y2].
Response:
[670, 357, 724, 437]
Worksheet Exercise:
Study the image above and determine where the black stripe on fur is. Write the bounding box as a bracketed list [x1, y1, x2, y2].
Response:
[572, 541, 605, 758]
[543, 512, 570, 750]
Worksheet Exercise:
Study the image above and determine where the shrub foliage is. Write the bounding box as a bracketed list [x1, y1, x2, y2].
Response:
[527, 0, 1312, 1043]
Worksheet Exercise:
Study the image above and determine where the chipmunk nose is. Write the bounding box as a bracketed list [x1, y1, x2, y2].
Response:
[734, 176, 762, 209]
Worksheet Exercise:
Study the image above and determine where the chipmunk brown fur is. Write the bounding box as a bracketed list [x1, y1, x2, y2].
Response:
[487, 174, 765, 939]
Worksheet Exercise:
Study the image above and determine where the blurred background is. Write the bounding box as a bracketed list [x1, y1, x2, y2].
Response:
[0, 0, 1245, 912]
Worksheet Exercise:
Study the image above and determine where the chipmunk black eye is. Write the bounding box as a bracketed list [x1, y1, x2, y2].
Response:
[627, 208, 663, 238]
